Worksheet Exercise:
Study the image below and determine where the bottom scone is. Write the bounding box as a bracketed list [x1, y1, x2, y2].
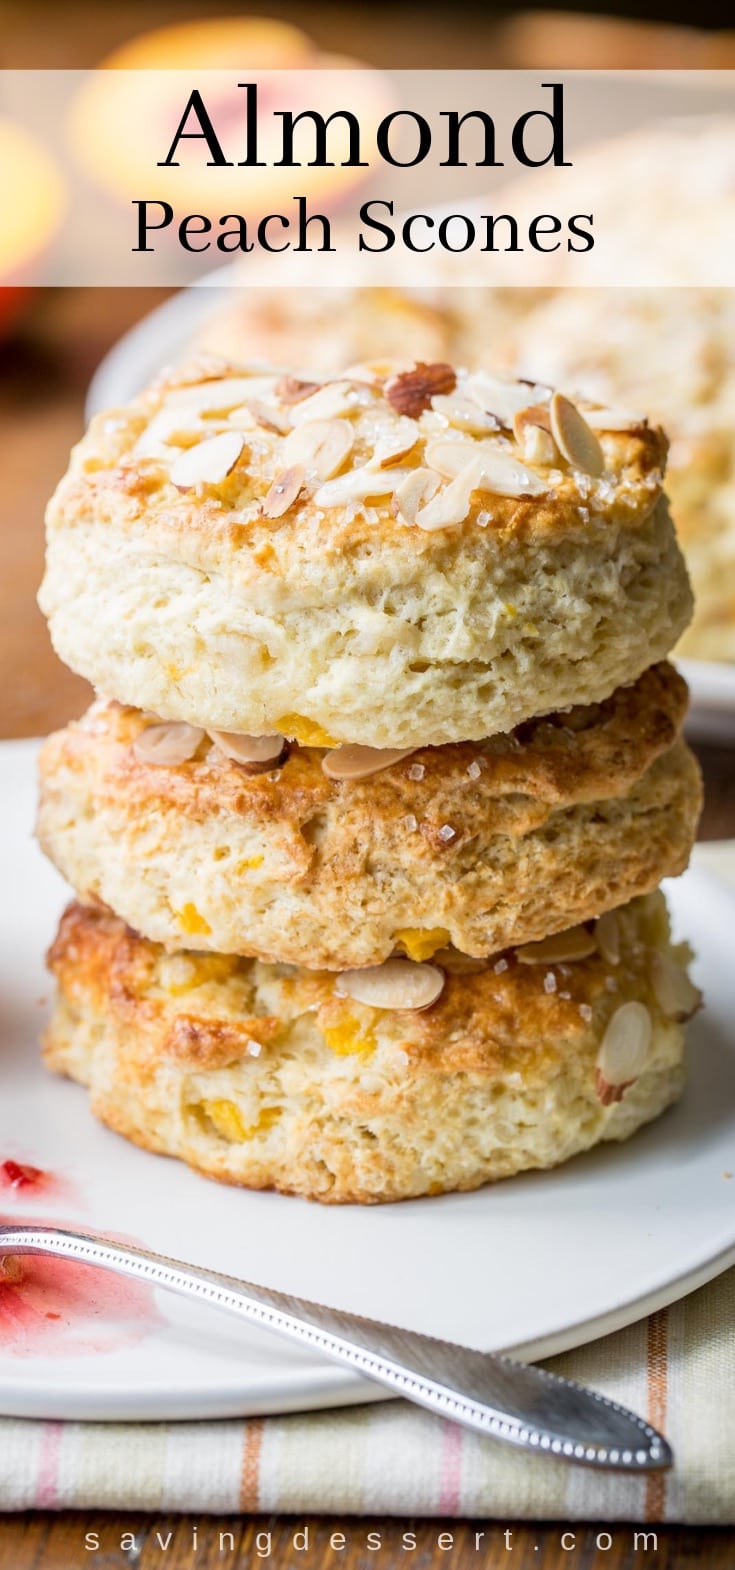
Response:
[44, 895, 700, 1205]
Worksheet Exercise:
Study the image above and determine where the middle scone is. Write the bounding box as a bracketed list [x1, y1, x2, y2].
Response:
[38, 360, 692, 749]
[38, 663, 702, 969]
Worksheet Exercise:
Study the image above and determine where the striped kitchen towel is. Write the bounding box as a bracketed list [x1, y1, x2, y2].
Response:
[0, 1265, 734, 1520]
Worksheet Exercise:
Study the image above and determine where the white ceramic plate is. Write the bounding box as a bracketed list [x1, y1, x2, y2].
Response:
[678, 660, 735, 745]
[86, 284, 735, 746]
[1, 738, 735, 1420]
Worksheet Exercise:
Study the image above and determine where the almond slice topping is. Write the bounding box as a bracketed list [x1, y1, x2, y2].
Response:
[169, 431, 245, 490]
[512, 405, 558, 467]
[550, 393, 604, 476]
[237, 399, 290, 435]
[275, 376, 322, 404]
[431, 394, 502, 434]
[516, 925, 597, 964]
[335, 958, 445, 1011]
[283, 419, 354, 480]
[414, 462, 482, 531]
[133, 722, 204, 766]
[322, 745, 416, 781]
[583, 408, 648, 432]
[314, 465, 413, 507]
[465, 372, 550, 427]
[651, 954, 701, 1022]
[425, 438, 547, 497]
[517, 422, 558, 467]
[595, 911, 620, 965]
[207, 730, 288, 772]
[368, 416, 420, 470]
[262, 465, 306, 519]
[169, 376, 278, 416]
[392, 467, 440, 525]
[595, 1001, 652, 1105]
[385, 362, 456, 418]
[288, 382, 359, 424]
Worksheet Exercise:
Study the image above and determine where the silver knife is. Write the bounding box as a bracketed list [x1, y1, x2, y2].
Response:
[0, 1223, 671, 1471]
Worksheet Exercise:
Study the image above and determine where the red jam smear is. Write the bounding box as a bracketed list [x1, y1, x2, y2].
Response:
[0, 1244, 164, 1358]
[0, 1158, 79, 1207]
[1, 1160, 44, 1191]
[0, 1156, 164, 1357]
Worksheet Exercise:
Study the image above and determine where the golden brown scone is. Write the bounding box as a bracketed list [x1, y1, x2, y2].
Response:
[37, 665, 701, 968]
[504, 287, 735, 662]
[39, 360, 691, 748]
[44, 894, 698, 1205]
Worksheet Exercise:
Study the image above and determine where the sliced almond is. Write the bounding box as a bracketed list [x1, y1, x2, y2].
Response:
[169, 431, 245, 490]
[275, 376, 322, 404]
[651, 954, 701, 1022]
[425, 438, 547, 498]
[169, 376, 278, 416]
[335, 958, 444, 1011]
[518, 422, 558, 467]
[283, 419, 354, 481]
[237, 399, 291, 435]
[385, 362, 456, 419]
[465, 373, 551, 428]
[516, 925, 597, 964]
[133, 721, 204, 766]
[314, 465, 413, 508]
[322, 744, 416, 781]
[550, 393, 604, 477]
[595, 1001, 652, 1105]
[431, 394, 502, 435]
[207, 730, 288, 772]
[513, 402, 552, 435]
[583, 408, 648, 432]
[595, 911, 621, 966]
[379, 442, 418, 470]
[368, 416, 420, 470]
[288, 382, 360, 424]
[512, 405, 558, 467]
[392, 467, 440, 524]
[262, 465, 305, 519]
[415, 462, 482, 531]
[135, 406, 197, 459]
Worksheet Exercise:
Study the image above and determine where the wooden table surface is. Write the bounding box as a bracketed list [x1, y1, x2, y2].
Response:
[0, 287, 734, 1567]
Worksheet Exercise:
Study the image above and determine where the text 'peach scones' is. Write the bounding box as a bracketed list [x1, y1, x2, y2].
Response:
[37, 664, 701, 969]
[39, 360, 692, 748]
[44, 894, 699, 1205]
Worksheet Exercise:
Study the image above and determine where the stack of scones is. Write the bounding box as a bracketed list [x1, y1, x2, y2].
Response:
[37, 356, 703, 1203]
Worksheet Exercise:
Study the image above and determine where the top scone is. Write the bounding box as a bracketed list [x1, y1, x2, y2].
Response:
[40, 359, 692, 748]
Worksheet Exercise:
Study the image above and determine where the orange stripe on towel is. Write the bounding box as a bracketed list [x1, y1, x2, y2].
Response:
[645, 1308, 669, 1522]
[239, 1418, 264, 1511]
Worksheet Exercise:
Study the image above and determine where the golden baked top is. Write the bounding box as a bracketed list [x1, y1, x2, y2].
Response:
[50, 357, 668, 555]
